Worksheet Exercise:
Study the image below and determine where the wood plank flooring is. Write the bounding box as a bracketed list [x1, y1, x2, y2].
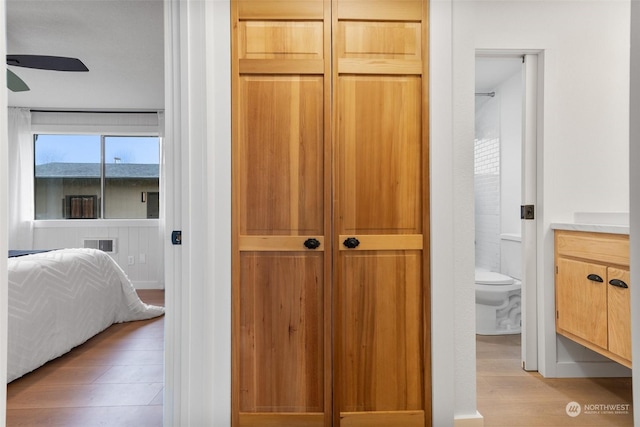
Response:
[6, 290, 165, 427]
[477, 334, 633, 426]
[6, 295, 635, 426]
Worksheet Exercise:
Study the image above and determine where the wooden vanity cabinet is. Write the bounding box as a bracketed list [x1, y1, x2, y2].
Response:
[555, 230, 631, 368]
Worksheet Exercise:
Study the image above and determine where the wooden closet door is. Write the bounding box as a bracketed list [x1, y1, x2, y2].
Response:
[332, 1, 430, 426]
[233, 1, 430, 426]
[231, 2, 332, 426]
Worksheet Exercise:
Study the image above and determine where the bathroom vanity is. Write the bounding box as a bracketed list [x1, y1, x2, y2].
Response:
[554, 227, 631, 368]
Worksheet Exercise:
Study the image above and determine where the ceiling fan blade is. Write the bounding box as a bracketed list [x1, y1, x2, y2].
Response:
[6, 55, 88, 72]
[7, 69, 30, 92]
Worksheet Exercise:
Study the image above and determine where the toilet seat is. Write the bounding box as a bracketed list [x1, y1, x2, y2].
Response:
[476, 282, 521, 292]
[475, 270, 514, 285]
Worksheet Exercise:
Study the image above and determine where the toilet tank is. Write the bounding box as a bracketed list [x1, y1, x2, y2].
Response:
[500, 233, 521, 280]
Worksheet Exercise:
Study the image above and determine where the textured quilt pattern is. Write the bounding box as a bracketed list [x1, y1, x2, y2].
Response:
[8, 248, 165, 382]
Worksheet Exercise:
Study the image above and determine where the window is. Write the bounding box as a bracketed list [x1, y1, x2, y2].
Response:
[34, 135, 160, 220]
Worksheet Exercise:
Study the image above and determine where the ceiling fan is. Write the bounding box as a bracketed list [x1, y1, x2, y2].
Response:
[6, 54, 89, 92]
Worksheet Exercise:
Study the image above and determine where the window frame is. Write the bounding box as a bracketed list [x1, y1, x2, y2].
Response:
[33, 132, 161, 222]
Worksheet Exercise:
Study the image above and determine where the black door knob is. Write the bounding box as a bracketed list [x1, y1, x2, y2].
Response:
[304, 238, 321, 250]
[343, 237, 360, 249]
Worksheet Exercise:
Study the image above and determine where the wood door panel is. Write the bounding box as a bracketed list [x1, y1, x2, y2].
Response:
[239, 413, 324, 427]
[239, 21, 324, 60]
[338, 21, 422, 60]
[337, 0, 423, 21]
[607, 267, 631, 362]
[337, 76, 422, 235]
[239, 252, 325, 413]
[556, 258, 608, 348]
[238, 76, 324, 236]
[336, 15, 423, 75]
[237, 0, 325, 20]
[340, 411, 424, 427]
[337, 251, 423, 412]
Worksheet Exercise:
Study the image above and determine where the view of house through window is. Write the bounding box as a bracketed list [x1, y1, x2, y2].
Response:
[34, 135, 160, 219]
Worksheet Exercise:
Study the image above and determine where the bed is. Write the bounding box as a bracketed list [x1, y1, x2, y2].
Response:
[7, 248, 165, 382]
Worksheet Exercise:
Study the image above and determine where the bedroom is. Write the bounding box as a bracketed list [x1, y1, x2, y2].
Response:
[4, 0, 167, 424]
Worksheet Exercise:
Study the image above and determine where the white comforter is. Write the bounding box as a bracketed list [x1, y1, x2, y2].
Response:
[7, 248, 165, 382]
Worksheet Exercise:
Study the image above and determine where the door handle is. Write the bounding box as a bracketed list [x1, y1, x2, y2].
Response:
[343, 237, 360, 249]
[609, 278, 629, 289]
[587, 274, 604, 283]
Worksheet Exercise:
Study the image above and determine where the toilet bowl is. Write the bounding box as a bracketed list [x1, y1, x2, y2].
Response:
[475, 269, 522, 335]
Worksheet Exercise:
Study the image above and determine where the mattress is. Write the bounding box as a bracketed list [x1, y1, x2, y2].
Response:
[7, 248, 165, 382]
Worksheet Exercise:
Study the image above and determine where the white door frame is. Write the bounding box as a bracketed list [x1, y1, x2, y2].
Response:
[163, 0, 232, 425]
[521, 53, 540, 371]
[475, 49, 543, 371]
[0, 0, 9, 424]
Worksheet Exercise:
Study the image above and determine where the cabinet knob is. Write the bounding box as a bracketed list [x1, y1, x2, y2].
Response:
[587, 274, 603, 283]
[609, 279, 629, 289]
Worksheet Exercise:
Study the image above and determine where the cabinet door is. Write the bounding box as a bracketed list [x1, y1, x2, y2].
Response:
[333, 1, 429, 426]
[607, 267, 631, 362]
[556, 258, 608, 349]
[232, 2, 332, 426]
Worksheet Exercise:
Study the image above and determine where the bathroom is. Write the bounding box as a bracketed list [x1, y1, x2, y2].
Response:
[474, 56, 524, 336]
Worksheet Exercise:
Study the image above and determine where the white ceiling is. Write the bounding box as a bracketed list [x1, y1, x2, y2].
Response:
[475, 56, 523, 93]
[6, 0, 164, 111]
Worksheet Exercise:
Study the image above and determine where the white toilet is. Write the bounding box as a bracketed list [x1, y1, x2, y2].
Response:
[475, 269, 522, 335]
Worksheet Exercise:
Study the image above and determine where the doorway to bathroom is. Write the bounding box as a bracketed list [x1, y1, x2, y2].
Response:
[474, 52, 540, 371]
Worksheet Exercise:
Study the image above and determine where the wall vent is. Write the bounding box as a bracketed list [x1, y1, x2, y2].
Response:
[83, 238, 117, 254]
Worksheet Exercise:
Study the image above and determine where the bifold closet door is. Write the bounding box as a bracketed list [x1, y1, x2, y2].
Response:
[231, 1, 332, 426]
[232, 1, 429, 426]
[332, 1, 430, 426]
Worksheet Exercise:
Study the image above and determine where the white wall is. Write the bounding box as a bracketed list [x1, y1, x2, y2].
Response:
[450, 0, 478, 421]
[32, 221, 163, 288]
[430, 0, 458, 423]
[499, 70, 522, 237]
[474, 95, 501, 271]
[464, 0, 631, 379]
[474, 66, 522, 273]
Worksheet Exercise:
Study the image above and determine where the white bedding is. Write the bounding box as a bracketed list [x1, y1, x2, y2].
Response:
[7, 248, 165, 382]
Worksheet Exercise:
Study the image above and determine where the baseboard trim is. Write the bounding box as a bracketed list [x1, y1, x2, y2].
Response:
[131, 280, 164, 290]
[454, 411, 484, 427]
[555, 361, 631, 378]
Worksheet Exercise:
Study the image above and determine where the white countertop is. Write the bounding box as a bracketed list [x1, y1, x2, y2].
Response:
[550, 222, 629, 235]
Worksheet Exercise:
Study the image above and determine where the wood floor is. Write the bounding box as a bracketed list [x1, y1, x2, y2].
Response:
[6, 289, 165, 427]
[477, 333, 634, 426]
[5, 295, 635, 426]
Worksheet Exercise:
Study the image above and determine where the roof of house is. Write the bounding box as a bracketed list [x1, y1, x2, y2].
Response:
[35, 162, 159, 179]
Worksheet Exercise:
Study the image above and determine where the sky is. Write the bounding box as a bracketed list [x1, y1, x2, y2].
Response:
[34, 135, 160, 166]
